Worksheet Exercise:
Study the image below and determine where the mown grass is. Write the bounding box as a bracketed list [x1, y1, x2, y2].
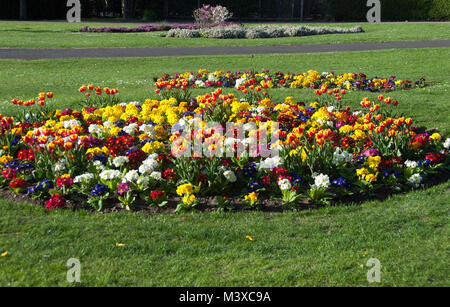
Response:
[0, 47, 449, 286]
[0, 181, 449, 286]
[0, 21, 449, 49]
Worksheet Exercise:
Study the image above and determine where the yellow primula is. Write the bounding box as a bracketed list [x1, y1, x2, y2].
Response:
[244, 192, 258, 202]
[182, 194, 196, 206]
[0, 155, 13, 165]
[142, 141, 165, 154]
[430, 133, 441, 142]
[352, 129, 366, 141]
[367, 156, 381, 170]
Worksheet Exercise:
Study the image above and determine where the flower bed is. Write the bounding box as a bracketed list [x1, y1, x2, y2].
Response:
[166, 25, 364, 39]
[1, 84, 448, 213]
[155, 69, 426, 92]
[80, 24, 172, 33]
[79, 22, 239, 33]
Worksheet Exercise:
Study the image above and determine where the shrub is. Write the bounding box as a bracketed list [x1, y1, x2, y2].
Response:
[193, 4, 233, 28]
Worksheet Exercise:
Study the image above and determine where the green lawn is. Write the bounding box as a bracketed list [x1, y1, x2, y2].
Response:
[0, 21, 449, 49]
[0, 46, 449, 286]
[0, 181, 449, 286]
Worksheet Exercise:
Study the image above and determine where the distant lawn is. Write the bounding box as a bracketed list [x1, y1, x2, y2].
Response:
[0, 47, 448, 286]
[0, 21, 449, 49]
[1, 48, 449, 134]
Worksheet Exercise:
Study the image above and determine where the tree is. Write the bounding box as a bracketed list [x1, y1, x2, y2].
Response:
[122, 0, 137, 19]
[20, 0, 27, 20]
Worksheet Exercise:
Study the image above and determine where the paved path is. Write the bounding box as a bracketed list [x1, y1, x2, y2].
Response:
[1, 40, 449, 60]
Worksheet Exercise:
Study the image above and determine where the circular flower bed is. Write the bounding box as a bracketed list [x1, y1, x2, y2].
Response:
[0, 82, 448, 213]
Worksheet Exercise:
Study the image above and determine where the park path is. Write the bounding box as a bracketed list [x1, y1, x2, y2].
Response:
[0, 40, 449, 60]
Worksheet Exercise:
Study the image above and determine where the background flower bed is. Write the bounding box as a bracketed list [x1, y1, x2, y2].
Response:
[79, 22, 239, 33]
[166, 25, 364, 39]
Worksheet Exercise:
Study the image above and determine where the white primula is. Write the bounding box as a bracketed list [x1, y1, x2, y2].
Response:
[139, 124, 155, 137]
[223, 170, 237, 182]
[123, 170, 139, 183]
[332, 148, 353, 165]
[54, 160, 66, 172]
[405, 160, 418, 169]
[195, 80, 206, 88]
[74, 173, 94, 184]
[112, 156, 129, 168]
[88, 124, 106, 136]
[259, 156, 283, 169]
[278, 178, 291, 191]
[312, 173, 330, 189]
[235, 77, 246, 88]
[63, 119, 81, 129]
[139, 158, 158, 175]
[103, 121, 115, 129]
[444, 138, 450, 149]
[150, 171, 162, 181]
[93, 160, 106, 170]
[256, 106, 266, 114]
[123, 123, 138, 136]
[408, 173, 422, 187]
[137, 176, 150, 187]
[99, 169, 121, 181]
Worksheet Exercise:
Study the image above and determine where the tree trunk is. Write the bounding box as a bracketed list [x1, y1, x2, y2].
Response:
[122, 0, 137, 19]
[20, 0, 27, 20]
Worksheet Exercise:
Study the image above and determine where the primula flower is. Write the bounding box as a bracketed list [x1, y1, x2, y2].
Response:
[247, 179, 263, 192]
[312, 173, 330, 189]
[91, 184, 110, 197]
[45, 194, 66, 210]
[182, 194, 196, 206]
[408, 173, 422, 187]
[242, 163, 257, 177]
[332, 177, 350, 188]
[2, 168, 17, 180]
[244, 192, 258, 202]
[177, 183, 195, 196]
[117, 182, 131, 195]
[9, 178, 26, 189]
[223, 170, 237, 182]
[278, 178, 292, 191]
[425, 153, 445, 163]
[56, 175, 73, 189]
[150, 190, 164, 200]
[162, 168, 176, 181]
